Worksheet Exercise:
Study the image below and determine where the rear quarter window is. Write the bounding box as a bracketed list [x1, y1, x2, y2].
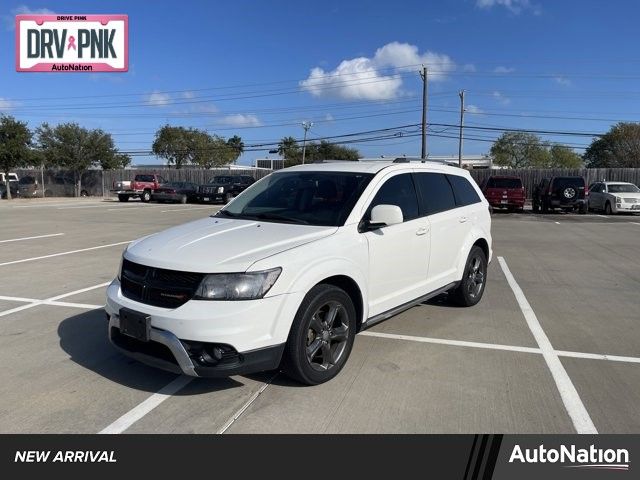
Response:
[487, 177, 523, 189]
[447, 174, 482, 207]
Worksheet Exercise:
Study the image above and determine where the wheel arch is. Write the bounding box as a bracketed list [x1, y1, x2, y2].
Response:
[316, 275, 364, 331]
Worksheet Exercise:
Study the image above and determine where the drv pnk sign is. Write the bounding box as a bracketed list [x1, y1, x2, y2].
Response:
[16, 14, 128, 72]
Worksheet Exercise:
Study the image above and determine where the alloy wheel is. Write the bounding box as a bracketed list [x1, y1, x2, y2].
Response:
[467, 255, 485, 299]
[305, 301, 349, 372]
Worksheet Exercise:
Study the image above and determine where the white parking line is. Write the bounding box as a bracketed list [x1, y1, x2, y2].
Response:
[161, 206, 217, 213]
[631, 222, 640, 226]
[57, 205, 112, 210]
[0, 281, 110, 318]
[360, 331, 640, 365]
[98, 376, 194, 434]
[0, 233, 64, 244]
[498, 256, 597, 434]
[0, 240, 131, 267]
[360, 331, 541, 355]
[0, 294, 102, 310]
[555, 221, 561, 225]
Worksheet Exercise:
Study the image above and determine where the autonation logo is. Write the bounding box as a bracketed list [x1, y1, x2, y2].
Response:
[509, 444, 630, 471]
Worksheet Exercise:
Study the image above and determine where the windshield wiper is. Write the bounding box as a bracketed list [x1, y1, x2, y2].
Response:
[252, 212, 309, 225]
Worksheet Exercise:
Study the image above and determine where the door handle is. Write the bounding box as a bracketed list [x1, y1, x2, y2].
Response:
[458, 216, 468, 223]
[416, 227, 429, 236]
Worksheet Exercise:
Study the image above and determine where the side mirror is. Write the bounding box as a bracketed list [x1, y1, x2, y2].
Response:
[368, 204, 403, 229]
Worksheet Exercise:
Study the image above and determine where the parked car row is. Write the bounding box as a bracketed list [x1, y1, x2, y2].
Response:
[112, 174, 256, 204]
[479, 175, 640, 215]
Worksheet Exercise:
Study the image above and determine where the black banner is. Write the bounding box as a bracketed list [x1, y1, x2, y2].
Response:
[0, 435, 635, 479]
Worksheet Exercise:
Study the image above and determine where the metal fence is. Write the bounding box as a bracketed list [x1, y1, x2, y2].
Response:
[468, 168, 640, 199]
[13, 167, 273, 198]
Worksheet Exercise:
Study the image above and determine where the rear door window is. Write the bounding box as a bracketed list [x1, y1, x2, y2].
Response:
[413, 172, 457, 215]
[447, 174, 482, 207]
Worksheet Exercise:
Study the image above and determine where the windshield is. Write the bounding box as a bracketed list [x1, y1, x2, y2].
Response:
[487, 177, 522, 189]
[211, 176, 233, 184]
[608, 184, 640, 193]
[19, 176, 36, 185]
[219, 171, 374, 226]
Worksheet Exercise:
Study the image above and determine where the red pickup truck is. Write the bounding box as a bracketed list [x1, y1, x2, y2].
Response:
[112, 174, 166, 202]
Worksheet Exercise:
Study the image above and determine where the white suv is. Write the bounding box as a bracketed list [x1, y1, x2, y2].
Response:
[105, 160, 492, 385]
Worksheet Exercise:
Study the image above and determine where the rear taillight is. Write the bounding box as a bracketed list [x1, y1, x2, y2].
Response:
[584, 186, 589, 196]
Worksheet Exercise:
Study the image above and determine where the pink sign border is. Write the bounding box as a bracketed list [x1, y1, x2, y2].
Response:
[15, 14, 129, 73]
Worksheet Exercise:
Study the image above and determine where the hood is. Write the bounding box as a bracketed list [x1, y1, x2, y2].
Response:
[611, 192, 640, 199]
[124, 216, 337, 272]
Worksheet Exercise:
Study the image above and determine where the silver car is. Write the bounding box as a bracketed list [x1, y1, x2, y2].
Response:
[588, 181, 640, 214]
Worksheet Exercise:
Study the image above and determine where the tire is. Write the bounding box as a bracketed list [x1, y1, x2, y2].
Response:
[541, 200, 549, 213]
[578, 203, 587, 214]
[223, 192, 232, 204]
[141, 190, 151, 203]
[118, 194, 129, 202]
[604, 202, 612, 215]
[179, 194, 187, 204]
[282, 284, 356, 385]
[532, 202, 539, 213]
[449, 246, 488, 307]
[80, 190, 88, 197]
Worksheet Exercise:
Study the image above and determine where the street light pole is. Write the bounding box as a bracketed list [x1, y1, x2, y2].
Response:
[458, 90, 465, 168]
[420, 65, 428, 160]
[301, 121, 313, 165]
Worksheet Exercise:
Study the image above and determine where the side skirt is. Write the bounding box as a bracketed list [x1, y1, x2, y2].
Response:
[361, 282, 459, 331]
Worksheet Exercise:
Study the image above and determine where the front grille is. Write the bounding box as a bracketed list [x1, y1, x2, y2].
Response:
[623, 198, 638, 204]
[121, 259, 205, 308]
[200, 186, 218, 194]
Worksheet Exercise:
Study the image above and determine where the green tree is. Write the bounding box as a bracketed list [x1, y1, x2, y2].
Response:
[490, 132, 550, 168]
[191, 131, 235, 169]
[549, 144, 583, 168]
[151, 125, 192, 169]
[584, 122, 640, 167]
[226, 135, 244, 163]
[37, 122, 125, 196]
[278, 136, 301, 166]
[278, 137, 359, 166]
[0, 115, 33, 200]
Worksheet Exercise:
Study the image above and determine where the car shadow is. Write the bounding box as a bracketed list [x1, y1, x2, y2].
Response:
[57, 309, 245, 395]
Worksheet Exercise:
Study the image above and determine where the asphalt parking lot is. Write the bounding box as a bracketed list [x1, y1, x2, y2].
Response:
[0, 197, 639, 434]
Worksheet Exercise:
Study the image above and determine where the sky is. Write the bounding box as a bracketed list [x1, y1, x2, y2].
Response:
[1, 0, 640, 166]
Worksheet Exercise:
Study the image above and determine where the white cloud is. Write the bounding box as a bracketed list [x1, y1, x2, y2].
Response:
[182, 91, 196, 99]
[219, 114, 261, 127]
[0, 97, 19, 111]
[553, 76, 572, 86]
[4, 5, 54, 30]
[493, 66, 515, 73]
[146, 91, 171, 107]
[465, 104, 484, 115]
[476, 0, 540, 14]
[324, 113, 334, 122]
[462, 63, 477, 72]
[300, 42, 455, 101]
[492, 91, 511, 105]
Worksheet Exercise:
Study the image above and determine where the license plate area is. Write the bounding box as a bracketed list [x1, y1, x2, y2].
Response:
[203, 197, 209, 202]
[119, 308, 150, 342]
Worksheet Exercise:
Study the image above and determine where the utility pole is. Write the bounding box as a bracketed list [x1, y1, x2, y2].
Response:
[301, 121, 313, 164]
[458, 90, 465, 168]
[420, 66, 428, 160]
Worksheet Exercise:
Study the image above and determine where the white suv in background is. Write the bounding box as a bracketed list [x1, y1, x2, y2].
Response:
[588, 181, 640, 214]
[105, 160, 492, 385]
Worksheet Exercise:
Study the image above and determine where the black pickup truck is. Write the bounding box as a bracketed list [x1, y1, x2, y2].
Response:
[195, 175, 255, 204]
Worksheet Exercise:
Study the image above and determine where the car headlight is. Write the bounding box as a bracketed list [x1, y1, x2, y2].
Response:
[615, 196, 622, 203]
[217, 187, 224, 194]
[194, 268, 281, 300]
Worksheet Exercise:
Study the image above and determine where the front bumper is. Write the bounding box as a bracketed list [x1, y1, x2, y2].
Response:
[195, 193, 224, 203]
[105, 280, 294, 377]
[613, 202, 640, 213]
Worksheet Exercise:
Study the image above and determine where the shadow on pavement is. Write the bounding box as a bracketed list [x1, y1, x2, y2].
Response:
[58, 309, 245, 394]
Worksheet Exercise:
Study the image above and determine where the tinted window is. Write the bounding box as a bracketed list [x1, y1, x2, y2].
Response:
[135, 175, 155, 182]
[222, 172, 373, 227]
[212, 176, 232, 184]
[487, 177, 523, 189]
[608, 184, 640, 193]
[414, 172, 457, 215]
[367, 173, 419, 222]
[447, 174, 482, 207]
[552, 177, 584, 189]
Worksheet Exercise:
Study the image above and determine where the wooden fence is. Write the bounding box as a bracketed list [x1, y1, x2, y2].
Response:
[13, 167, 640, 200]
